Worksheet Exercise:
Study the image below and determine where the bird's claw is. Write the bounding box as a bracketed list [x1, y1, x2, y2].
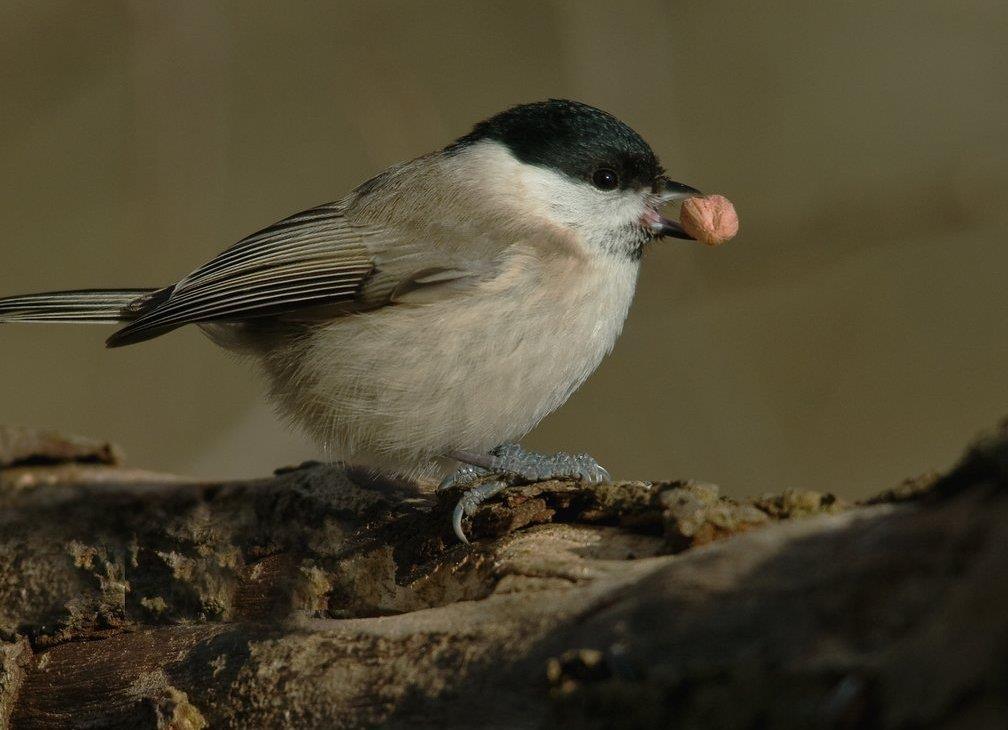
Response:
[450, 479, 507, 544]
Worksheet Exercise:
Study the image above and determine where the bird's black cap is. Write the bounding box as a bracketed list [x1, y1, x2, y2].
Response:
[448, 99, 663, 191]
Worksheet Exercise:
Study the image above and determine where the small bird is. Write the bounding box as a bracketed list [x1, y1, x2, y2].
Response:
[0, 99, 713, 541]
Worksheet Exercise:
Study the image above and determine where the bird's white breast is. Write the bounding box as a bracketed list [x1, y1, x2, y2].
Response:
[284, 247, 640, 478]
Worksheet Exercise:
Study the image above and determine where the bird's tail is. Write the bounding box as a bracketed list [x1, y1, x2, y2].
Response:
[0, 289, 157, 324]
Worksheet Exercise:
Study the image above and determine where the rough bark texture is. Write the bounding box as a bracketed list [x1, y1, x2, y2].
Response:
[0, 422, 1005, 729]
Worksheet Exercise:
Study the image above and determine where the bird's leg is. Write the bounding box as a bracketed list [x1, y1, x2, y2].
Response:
[441, 443, 611, 543]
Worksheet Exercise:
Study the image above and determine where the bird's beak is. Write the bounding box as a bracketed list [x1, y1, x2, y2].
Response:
[657, 176, 702, 202]
[651, 176, 702, 240]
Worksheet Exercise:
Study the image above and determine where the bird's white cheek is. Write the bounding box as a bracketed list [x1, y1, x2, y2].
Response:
[565, 191, 647, 250]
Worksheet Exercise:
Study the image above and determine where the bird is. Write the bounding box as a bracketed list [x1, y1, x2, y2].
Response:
[0, 99, 705, 542]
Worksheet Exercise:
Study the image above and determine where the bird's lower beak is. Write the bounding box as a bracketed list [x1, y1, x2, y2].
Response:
[654, 216, 693, 240]
[650, 176, 702, 240]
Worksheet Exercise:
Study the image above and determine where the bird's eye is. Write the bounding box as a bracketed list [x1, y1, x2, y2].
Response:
[591, 168, 619, 191]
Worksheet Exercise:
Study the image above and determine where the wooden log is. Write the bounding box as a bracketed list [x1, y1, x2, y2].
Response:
[0, 422, 1004, 728]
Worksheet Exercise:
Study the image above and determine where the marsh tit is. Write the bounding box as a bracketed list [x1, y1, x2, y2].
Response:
[0, 99, 708, 541]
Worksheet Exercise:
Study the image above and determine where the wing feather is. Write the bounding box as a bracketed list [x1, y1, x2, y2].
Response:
[106, 204, 375, 346]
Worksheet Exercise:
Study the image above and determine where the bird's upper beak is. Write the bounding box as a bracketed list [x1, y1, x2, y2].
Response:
[649, 176, 702, 240]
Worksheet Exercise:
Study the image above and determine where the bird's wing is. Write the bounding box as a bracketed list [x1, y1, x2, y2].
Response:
[104, 201, 486, 347]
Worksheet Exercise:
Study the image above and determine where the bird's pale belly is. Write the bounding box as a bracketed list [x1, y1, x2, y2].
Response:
[271, 256, 640, 478]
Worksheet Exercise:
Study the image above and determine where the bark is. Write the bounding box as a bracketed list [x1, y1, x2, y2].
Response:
[0, 422, 1005, 729]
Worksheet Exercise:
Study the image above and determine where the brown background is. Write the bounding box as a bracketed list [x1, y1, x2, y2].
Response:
[1, 1, 1005, 498]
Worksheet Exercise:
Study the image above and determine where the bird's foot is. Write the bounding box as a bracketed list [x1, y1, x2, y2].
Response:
[438, 462, 491, 492]
[441, 443, 611, 543]
[468, 443, 612, 484]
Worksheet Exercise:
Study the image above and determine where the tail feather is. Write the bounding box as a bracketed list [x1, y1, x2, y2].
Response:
[0, 289, 156, 324]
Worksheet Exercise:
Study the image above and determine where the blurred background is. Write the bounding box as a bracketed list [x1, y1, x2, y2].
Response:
[1, 1, 1005, 498]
